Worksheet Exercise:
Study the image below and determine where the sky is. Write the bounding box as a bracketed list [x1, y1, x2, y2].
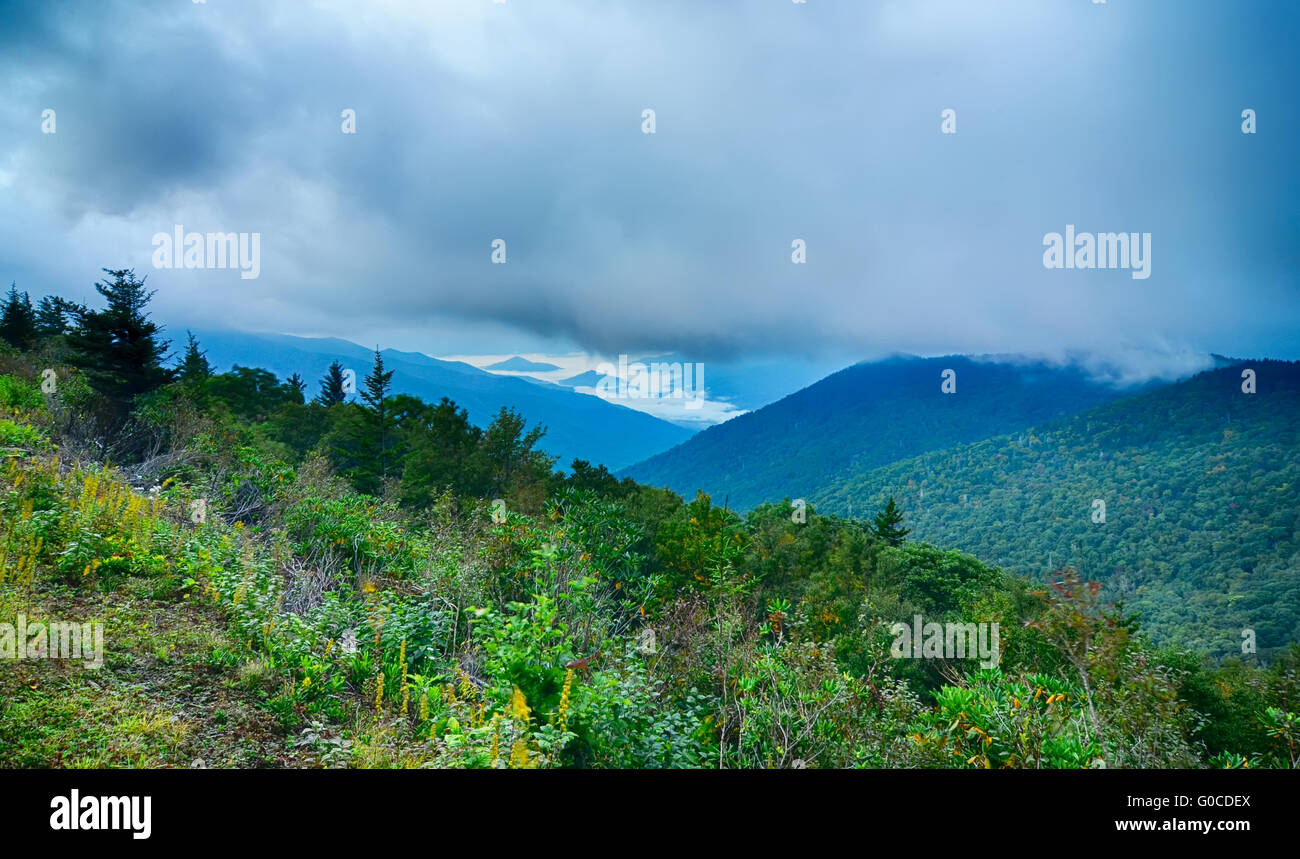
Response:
[1, 0, 1297, 383]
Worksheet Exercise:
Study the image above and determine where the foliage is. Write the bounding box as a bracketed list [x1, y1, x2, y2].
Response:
[871, 495, 909, 546]
[817, 360, 1300, 653]
[1, 289, 1297, 770]
[64, 268, 174, 419]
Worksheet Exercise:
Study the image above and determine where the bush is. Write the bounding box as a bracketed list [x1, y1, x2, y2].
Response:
[0, 374, 43, 412]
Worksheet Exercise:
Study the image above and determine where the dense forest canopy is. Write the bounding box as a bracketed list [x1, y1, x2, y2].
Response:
[815, 361, 1300, 655]
[623, 355, 1146, 511]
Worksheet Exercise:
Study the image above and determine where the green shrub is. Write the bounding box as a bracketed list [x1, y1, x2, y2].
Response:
[0, 375, 43, 411]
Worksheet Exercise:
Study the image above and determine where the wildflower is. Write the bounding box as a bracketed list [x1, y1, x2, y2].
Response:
[508, 739, 534, 769]
[507, 686, 530, 723]
[489, 714, 502, 767]
[400, 639, 409, 716]
[555, 668, 575, 733]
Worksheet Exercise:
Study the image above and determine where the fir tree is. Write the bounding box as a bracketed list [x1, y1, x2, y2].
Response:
[316, 360, 348, 406]
[179, 331, 212, 382]
[34, 295, 72, 337]
[65, 269, 173, 411]
[357, 348, 397, 489]
[286, 372, 307, 404]
[871, 496, 910, 546]
[0, 284, 37, 349]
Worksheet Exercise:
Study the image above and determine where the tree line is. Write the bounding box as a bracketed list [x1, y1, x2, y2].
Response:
[1, 270, 555, 510]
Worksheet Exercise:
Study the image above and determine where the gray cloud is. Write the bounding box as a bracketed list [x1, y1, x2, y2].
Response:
[1, 0, 1296, 367]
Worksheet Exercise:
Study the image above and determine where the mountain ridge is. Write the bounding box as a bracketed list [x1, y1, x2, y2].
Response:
[190, 330, 694, 471]
[622, 354, 1161, 510]
[814, 359, 1300, 651]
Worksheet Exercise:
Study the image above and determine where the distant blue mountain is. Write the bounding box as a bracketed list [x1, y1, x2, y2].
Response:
[190, 331, 695, 471]
[559, 370, 604, 388]
[486, 356, 562, 372]
[622, 354, 1171, 510]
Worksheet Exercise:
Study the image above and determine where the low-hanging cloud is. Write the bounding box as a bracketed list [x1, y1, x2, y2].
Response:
[1, 0, 1296, 369]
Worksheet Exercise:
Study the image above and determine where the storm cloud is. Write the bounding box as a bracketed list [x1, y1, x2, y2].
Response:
[1, 0, 1296, 364]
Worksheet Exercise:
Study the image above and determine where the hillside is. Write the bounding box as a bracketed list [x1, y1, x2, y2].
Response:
[814, 361, 1300, 654]
[2, 277, 1297, 772]
[193, 331, 694, 472]
[623, 355, 1151, 510]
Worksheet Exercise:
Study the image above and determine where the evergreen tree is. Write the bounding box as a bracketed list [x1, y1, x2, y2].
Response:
[355, 348, 397, 490]
[65, 269, 173, 411]
[871, 495, 910, 546]
[325, 350, 400, 495]
[0, 284, 37, 349]
[361, 349, 392, 412]
[34, 295, 72, 337]
[286, 372, 307, 404]
[179, 331, 212, 382]
[316, 360, 348, 406]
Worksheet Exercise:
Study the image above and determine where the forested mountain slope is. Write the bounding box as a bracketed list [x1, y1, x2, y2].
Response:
[624, 355, 1154, 510]
[814, 360, 1300, 654]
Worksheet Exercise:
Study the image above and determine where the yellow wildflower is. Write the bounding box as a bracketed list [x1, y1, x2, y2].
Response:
[555, 669, 575, 733]
[508, 686, 530, 723]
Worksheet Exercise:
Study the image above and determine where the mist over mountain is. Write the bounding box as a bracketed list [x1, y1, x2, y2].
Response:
[2, 0, 1297, 787]
[622, 354, 1162, 510]
[192, 330, 693, 471]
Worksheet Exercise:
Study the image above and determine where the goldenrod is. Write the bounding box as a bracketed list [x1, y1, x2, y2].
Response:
[508, 686, 530, 723]
[555, 668, 575, 733]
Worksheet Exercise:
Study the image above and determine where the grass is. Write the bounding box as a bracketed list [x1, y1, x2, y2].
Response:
[0, 576, 313, 768]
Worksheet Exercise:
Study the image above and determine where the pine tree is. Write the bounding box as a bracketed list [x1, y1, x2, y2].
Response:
[65, 269, 173, 411]
[179, 331, 212, 382]
[286, 372, 306, 404]
[329, 349, 399, 495]
[0, 284, 37, 349]
[34, 295, 72, 337]
[871, 496, 910, 546]
[316, 360, 348, 406]
[358, 347, 397, 487]
[361, 349, 392, 413]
